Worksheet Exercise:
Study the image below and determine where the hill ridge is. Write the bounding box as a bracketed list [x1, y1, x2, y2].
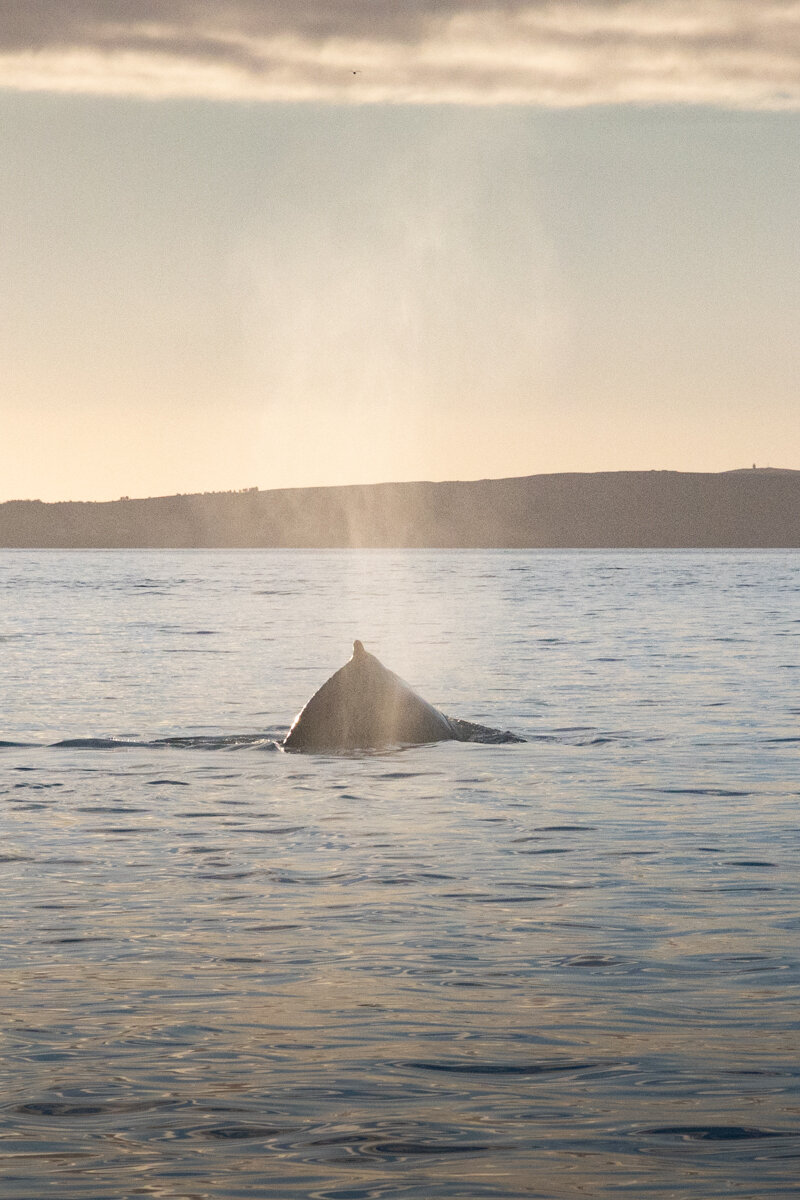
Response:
[2, 469, 799, 548]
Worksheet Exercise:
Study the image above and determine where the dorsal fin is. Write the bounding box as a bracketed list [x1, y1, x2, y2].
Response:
[353, 639, 366, 657]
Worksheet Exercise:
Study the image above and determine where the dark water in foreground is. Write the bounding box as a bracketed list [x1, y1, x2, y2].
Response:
[1, 550, 798, 1198]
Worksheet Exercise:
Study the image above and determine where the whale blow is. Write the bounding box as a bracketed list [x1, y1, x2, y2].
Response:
[282, 641, 523, 753]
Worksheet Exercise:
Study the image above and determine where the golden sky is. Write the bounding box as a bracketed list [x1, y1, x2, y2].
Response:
[2, 2, 799, 501]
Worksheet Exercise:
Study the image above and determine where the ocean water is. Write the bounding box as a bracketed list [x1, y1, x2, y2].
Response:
[1, 548, 798, 1200]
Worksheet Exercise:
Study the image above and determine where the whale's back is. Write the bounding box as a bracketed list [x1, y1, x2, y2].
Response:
[283, 642, 455, 752]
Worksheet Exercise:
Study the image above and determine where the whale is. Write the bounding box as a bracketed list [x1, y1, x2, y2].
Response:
[282, 640, 523, 753]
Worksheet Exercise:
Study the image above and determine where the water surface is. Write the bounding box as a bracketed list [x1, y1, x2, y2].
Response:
[1, 550, 798, 1198]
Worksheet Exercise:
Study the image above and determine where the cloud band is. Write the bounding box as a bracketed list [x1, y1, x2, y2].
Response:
[1, 1, 799, 107]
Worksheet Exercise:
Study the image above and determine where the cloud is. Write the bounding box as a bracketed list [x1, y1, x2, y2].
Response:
[1, 1, 799, 107]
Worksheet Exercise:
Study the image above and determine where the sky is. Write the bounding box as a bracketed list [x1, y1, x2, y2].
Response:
[2, 1, 799, 502]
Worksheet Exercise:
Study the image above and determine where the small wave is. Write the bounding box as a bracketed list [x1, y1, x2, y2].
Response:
[559, 954, 625, 968]
[300, 1123, 497, 1162]
[16, 1097, 182, 1117]
[640, 1125, 796, 1141]
[537, 824, 598, 831]
[518, 847, 573, 856]
[406, 1058, 600, 1076]
[157, 734, 280, 751]
[51, 738, 137, 750]
[726, 859, 776, 868]
[163, 648, 231, 654]
[48, 734, 281, 752]
[199, 1124, 288, 1140]
[42, 935, 114, 944]
[653, 786, 752, 797]
[13, 781, 62, 789]
[366, 1139, 490, 1157]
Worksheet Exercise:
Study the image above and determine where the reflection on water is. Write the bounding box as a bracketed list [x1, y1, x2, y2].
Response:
[1, 550, 798, 1198]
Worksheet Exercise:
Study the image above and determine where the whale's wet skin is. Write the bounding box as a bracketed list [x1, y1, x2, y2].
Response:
[283, 639, 523, 751]
[1, 549, 799, 1200]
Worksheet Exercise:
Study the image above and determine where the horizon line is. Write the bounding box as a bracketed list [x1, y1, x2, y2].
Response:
[3, 465, 797, 507]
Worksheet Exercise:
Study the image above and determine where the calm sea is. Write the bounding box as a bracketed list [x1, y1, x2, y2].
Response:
[1, 549, 798, 1199]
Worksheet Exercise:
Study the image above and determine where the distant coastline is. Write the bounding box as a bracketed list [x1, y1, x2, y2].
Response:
[2, 469, 799, 548]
